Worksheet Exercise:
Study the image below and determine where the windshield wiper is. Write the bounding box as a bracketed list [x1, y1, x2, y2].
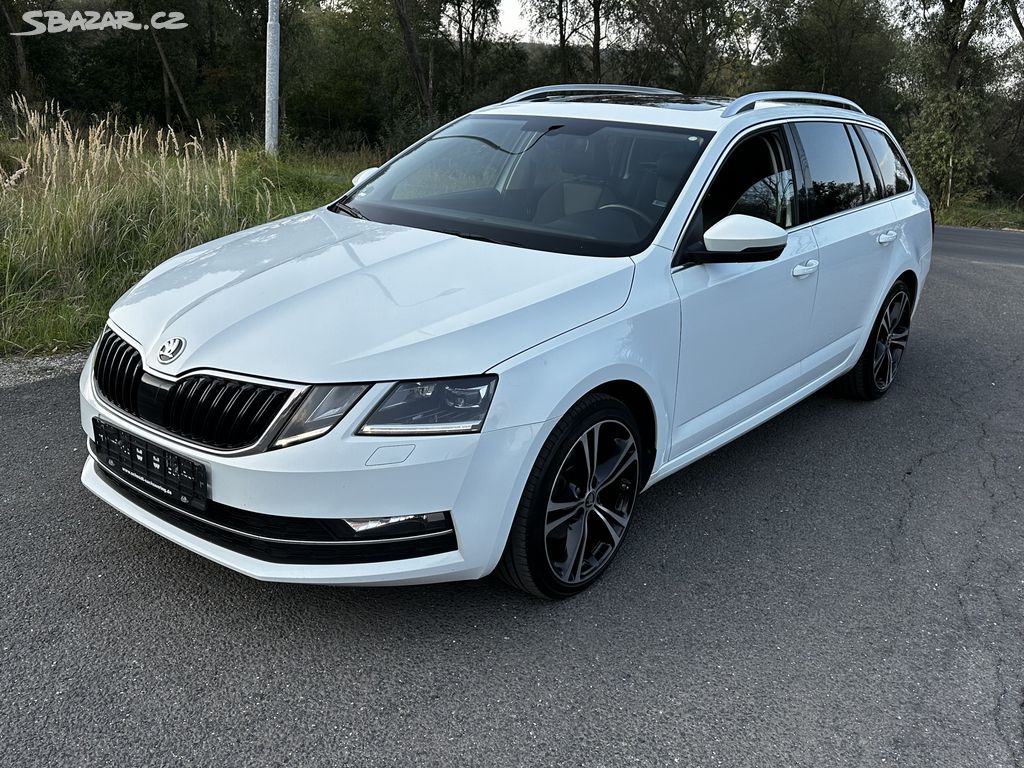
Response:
[428, 124, 564, 157]
[329, 201, 367, 219]
[437, 229, 522, 248]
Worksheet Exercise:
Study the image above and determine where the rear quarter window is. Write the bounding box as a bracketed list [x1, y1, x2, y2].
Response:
[860, 127, 912, 196]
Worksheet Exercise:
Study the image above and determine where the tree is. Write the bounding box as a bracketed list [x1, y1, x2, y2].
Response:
[525, 0, 584, 80]
[0, 0, 32, 96]
[443, 0, 500, 96]
[1001, 0, 1024, 39]
[393, 0, 433, 112]
[760, 0, 900, 117]
[624, 0, 744, 93]
[573, 0, 622, 81]
[899, 0, 1001, 205]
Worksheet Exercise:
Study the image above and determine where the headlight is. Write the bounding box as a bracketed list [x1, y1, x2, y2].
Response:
[358, 376, 497, 436]
[272, 384, 369, 448]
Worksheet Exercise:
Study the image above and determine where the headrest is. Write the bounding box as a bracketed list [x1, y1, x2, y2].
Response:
[559, 135, 607, 178]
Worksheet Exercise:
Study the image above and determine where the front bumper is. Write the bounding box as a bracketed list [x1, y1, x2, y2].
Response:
[79, 361, 546, 585]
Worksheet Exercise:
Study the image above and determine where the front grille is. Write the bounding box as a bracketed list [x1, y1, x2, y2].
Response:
[164, 375, 290, 449]
[94, 328, 143, 416]
[93, 328, 294, 451]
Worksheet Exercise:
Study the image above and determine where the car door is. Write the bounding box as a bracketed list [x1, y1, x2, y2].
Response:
[670, 126, 820, 459]
[857, 124, 933, 305]
[792, 121, 896, 379]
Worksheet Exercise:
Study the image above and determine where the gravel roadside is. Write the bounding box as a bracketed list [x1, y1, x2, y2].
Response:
[0, 351, 88, 389]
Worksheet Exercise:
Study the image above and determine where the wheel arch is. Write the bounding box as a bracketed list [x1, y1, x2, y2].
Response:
[484, 297, 679, 497]
[589, 379, 658, 487]
[896, 268, 919, 310]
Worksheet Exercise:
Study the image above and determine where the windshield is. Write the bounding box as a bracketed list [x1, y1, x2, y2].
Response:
[335, 115, 711, 257]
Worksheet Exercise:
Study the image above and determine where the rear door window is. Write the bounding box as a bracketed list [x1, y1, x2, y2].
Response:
[794, 121, 865, 221]
[860, 127, 912, 196]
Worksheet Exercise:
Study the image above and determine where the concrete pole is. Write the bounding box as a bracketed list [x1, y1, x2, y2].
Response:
[265, 0, 281, 156]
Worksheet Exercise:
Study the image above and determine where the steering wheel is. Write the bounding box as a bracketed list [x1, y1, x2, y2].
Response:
[598, 203, 655, 229]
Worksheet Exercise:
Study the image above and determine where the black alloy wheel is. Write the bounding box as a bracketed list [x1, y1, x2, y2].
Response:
[497, 393, 643, 598]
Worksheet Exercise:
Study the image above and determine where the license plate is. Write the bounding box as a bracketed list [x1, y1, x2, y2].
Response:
[92, 418, 208, 512]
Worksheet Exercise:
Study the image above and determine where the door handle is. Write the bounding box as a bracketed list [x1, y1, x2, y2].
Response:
[792, 259, 819, 278]
[877, 230, 898, 245]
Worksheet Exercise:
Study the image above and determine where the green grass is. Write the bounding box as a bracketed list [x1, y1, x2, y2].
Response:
[935, 202, 1024, 231]
[0, 97, 380, 355]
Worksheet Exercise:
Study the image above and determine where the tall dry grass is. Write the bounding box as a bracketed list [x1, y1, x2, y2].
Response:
[0, 96, 377, 354]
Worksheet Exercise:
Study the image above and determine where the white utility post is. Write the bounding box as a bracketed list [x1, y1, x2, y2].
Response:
[265, 0, 281, 156]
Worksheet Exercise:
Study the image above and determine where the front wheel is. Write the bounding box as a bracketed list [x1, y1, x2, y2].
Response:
[845, 279, 913, 400]
[497, 393, 642, 599]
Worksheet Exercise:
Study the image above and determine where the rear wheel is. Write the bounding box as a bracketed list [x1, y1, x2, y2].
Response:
[497, 393, 642, 599]
[846, 279, 913, 400]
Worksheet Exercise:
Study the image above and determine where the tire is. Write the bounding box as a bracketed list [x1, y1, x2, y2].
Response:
[845, 279, 914, 400]
[497, 392, 643, 599]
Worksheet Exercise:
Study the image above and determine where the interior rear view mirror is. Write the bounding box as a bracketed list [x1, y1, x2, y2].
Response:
[688, 214, 788, 264]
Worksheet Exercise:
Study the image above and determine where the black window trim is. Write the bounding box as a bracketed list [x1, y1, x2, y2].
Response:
[668, 115, 916, 271]
[780, 118, 917, 230]
[672, 124, 800, 268]
[850, 124, 886, 198]
[844, 123, 879, 205]
[782, 122, 810, 225]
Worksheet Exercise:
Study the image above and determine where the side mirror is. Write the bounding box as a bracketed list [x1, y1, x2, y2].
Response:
[350, 167, 379, 188]
[688, 214, 788, 264]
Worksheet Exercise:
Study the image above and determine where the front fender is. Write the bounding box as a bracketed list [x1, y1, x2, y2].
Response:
[484, 252, 680, 480]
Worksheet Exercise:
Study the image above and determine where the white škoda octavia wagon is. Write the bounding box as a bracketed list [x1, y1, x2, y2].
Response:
[80, 87, 932, 598]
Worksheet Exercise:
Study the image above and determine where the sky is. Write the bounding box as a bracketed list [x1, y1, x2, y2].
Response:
[498, 0, 532, 38]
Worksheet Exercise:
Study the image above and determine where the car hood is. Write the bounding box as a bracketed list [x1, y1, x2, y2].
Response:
[109, 209, 635, 383]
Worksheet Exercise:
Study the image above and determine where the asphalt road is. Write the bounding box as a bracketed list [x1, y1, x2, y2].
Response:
[2, 226, 1023, 767]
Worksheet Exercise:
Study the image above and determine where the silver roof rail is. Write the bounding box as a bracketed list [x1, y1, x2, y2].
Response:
[721, 91, 866, 117]
[504, 84, 683, 103]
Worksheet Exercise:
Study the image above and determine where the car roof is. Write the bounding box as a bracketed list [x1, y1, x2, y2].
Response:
[474, 89, 891, 136]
